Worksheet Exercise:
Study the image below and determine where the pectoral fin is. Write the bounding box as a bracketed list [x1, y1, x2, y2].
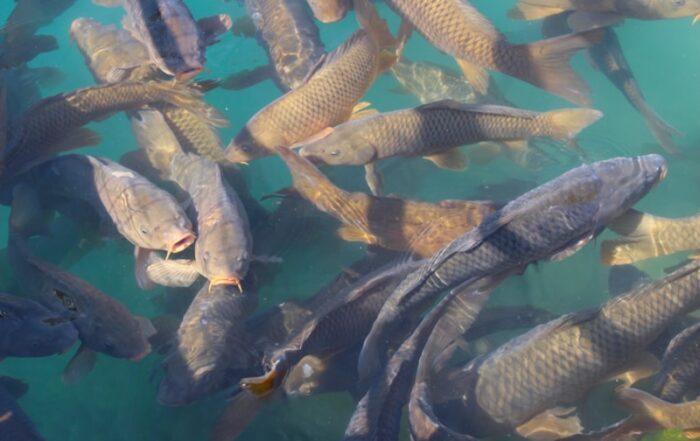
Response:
[455, 58, 490, 95]
[198, 14, 233, 46]
[516, 407, 583, 441]
[548, 234, 593, 262]
[364, 162, 384, 196]
[146, 259, 201, 288]
[424, 149, 468, 171]
[62, 345, 98, 384]
[350, 102, 379, 121]
[605, 351, 660, 388]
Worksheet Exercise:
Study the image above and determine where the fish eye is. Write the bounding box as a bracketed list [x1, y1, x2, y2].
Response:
[671, 0, 686, 6]
[140, 227, 150, 235]
[53, 290, 78, 313]
[329, 149, 340, 157]
[240, 145, 252, 153]
[202, 251, 211, 261]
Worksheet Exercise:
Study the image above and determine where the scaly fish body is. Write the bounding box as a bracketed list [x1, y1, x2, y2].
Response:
[601, 210, 700, 265]
[305, 0, 351, 23]
[157, 283, 257, 406]
[359, 155, 667, 382]
[514, 0, 700, 21]
[169, 153, 252, 288]
[653, 322, 700, 402]
[299, 101, 601, 166]
[121, 0, 204, 79]
[1, 80, 225, 180]
[433, 259, 700, 437]
[7, 234, 151, 362]
[226, 29, 393, 162]
[278, 148, 497, 257]
[0, 293, 78, 358]
[245, 0, 325, 90]
[383, 0, 601, 105]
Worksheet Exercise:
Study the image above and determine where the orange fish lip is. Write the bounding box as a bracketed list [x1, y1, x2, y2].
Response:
[209, 277, 243, 293]
[175, 67, 204, 82]
[130, 345, 151, 362]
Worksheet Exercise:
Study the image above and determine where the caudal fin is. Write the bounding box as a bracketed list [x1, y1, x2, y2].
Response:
[637, 104, 682, 156]
[541, 108, 603, 143]
[517, 29, 603, 106]
[600, 210, 662, 265]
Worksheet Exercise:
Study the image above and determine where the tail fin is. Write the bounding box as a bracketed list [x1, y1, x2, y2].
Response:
[211, 390, 266, 441]
[354, 0, 399, 72]
[151, 81, 229, 128]
[615, 388, 674, 430]
[509, 3, 568, 20]
[600, 210, 663, 265]
[637, 104, 682, 156]
[517, 29, 603, 106]
[541, 108, 603, 142]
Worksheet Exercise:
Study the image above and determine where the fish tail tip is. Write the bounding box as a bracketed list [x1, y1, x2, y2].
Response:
[546, 108, 603, 142]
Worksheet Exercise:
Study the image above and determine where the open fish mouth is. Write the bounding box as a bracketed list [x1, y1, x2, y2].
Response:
[209, 277, 244, 294]
[168, 233, 197, 258]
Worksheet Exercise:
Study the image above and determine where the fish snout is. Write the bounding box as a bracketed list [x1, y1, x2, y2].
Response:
[170, 233, 196, 256]
[640, 154, 668, 185]
[130, 344, 152, 362]
[209, 277, 244, 294]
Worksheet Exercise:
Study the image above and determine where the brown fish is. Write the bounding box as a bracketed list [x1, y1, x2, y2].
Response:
[225, 8, 397, 163]
[305, 0, 352, 23]
[511, 0, 700, 30]
[299, 101, 601, 171]
[0, 80, 226, 180]
[70, 18, 230, 164]
[601, 209, 700, 265]
[277, 147, 498, 257]
[382, 0, 602, 103]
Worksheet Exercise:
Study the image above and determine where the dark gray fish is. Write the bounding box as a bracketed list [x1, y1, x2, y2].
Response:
[0, 35, 57, 70]
[542, 13, 680, 155]
[148, 152, 252, 292]
[429, 260, 700, 439]
[157, 282, 257, 406]
[93, 0, 232, 80]
[463, 304, 558, 342]
[359, 155, 667, 382]
[0, 377, 45, 441]
[228, 0, 324, 91]
[0, 293, 78, 359]
[240, 260, 420, 396]
[653, 322, 700, 402]
[2, 0, 76, 43]
[7, 233, 154, 382]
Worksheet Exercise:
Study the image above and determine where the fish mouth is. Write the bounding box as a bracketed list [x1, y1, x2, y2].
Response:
[299, 151, 323, 165]
[130, 345, 152, 362]
[209, 277, 243, 294]
[168, 233, 196, 258]
[175, 67, 204, 82]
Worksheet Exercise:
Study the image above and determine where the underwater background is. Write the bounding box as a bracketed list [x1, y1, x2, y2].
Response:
[0, 0, 699, 440]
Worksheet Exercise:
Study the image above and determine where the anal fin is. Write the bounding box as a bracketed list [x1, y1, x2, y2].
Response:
[424, 149, 468, 171]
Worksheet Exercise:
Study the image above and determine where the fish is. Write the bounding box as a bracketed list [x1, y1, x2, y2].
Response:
[225, 6, 398, 163]
[358, 154, 667, 383]
[542, 14, 680, 155]
[92, 0, 232, 80]
[381, 0, 603, 103]
[463, 305, 558, 342]
[427, 259, 700, 439]
[0, 377, 46, 441]
[128, 109, 184, 179]
[143, 153, 252, 292]
[601, 209, 700, 265]
[239, 259, 419, 397]
[0, 35, 58, 70]
[157, 282, 257, 406]
[608, 264, 653, 297]
[602, 387, 700, 440]
[7, 233, 155, 382]
[228, 0, 325, 91]
[510, 0, 700, 30]
[298, 100, 602, 173]
[305, 0, 352, 23]
[0, 293, 78, 359]
[653, 322, 700, 402]
[2, 0, 76, 44]
[0, 80, 227, 180]
[70, 18, 230, 164]
[277, 147, 498, 257]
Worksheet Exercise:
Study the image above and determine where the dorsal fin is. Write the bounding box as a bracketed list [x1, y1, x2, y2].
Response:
[416, 100, 539, 119]
[299, 30, 367, 85]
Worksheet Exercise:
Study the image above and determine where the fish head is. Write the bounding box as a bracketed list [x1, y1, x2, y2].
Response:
[88, 311, 152, 361]
[225, 128, 267, 163]
[0, 295, 78, 357]
[306, 0, 350, 23]
[590, 154, 667, 221]
[69, 18, 102, 47]
[195, 230, 249, 292]
[299, 131, 377, 166]
[129, 198, 195, 255]
[644, 0, 700, 19]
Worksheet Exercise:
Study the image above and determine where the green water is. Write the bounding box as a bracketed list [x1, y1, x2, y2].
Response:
[1, 0, 700, 440]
